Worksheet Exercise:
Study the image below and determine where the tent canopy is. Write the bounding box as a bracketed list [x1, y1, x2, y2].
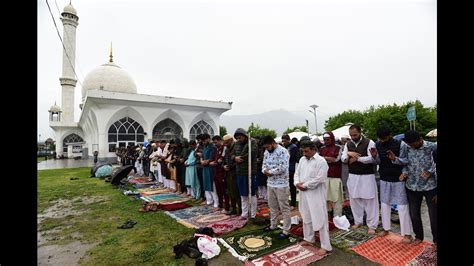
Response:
[426, 129, 437, 137]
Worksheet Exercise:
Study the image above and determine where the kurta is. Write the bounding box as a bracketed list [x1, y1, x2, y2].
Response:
[294, 153, 329, 231]
[341, 139, 377, 199]
[185, 150, 198, 187]
[202, 143, 216, 191]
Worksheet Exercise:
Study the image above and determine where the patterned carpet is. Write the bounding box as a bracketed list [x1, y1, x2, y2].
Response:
[406, 244, 437, 265]
[329, 226, 375, 251]
[245, 243, 330, 266]
[221, 229, 300, 260]
[209, 216, 248, 236]
[352, 232, 432, 266]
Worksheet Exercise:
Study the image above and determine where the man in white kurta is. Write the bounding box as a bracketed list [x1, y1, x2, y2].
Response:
[341, 125, 379, 234]
[294, 141, 332, 255]
[149, 143, 163, 185]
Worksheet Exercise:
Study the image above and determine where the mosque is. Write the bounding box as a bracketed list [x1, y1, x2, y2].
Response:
[48, 3, 232, 162]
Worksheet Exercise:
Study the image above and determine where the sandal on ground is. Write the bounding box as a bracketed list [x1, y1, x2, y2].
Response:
[117, 223, 134, 229]
[125, 219, 137, 226]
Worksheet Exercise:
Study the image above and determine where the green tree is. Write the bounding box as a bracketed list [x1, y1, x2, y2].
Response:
[283, 125, 308, 135]
[324, 110, 366, 131]
[325, 101, 437, 140]
[247, 122, 277, 138]
[219, 126, 227, 137]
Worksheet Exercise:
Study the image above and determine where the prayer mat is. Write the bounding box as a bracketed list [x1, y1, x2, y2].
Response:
[209, 216, 248, 236]
[139, 188, 172, 196]
[156, 202, 191, 211]
[221, 229, 300, 259]
[256, 207, 270, 218]
[352, 233, 431, 266]
[182, 213, 232, 228]
[142, 193, 182, 202]
[329, 226, 375, 251]
[407, 245, 437, 265]
[133, 182, 159, 189]
[165, 205, 216, 220]
[128, 177, 149, 184]
[289, 220, 336, 240]
[245, 243, 329, 266]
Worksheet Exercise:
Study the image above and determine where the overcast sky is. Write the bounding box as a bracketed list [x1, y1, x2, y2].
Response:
[37, 0, 436, 141]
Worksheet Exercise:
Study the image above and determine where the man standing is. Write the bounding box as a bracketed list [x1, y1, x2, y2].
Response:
[400, 130, 437, 249]
[223, 134, 241, 215]
[281, 134, 299, 209]
[185, 140, 201, 200]
[93, 150, 99, 164]
[371, 126, 413, 243]
[261, 135, 291, 239]
[201, 133, 219, 208]
[232, 128, 258, 220]
[294, 141, 332, 255]
[341, 124, 379, 235]
[320, 131, 344, 217]
[255, 136, 268, 200]
[340, 135, 350, 199]
[211, 135, 229, 212]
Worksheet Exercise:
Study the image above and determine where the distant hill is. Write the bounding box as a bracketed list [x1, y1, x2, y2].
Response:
[221, 109, 308, 136]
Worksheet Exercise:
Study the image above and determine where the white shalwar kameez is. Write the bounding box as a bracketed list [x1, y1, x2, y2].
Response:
[294, 153, 332, 251]
[341, 139, 379, 230]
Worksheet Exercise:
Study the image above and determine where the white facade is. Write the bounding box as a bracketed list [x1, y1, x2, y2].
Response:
[48, 3, 232, 161]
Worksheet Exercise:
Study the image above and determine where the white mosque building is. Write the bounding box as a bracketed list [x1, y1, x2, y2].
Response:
[48, 3, 232, 162]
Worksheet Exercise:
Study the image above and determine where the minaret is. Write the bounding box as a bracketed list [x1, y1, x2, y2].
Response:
[59, 2, 79, 123]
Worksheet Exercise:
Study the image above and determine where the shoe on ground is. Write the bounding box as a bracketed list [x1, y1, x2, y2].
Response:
[263, 225, 277, 232]
[276, 233, 289, 239]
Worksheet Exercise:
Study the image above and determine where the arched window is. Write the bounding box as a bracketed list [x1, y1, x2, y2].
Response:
[152, 118, 183, 141]
[108, 117, 145, 152]
[63, 133, 84, 153]
[189, 120, 214, 140]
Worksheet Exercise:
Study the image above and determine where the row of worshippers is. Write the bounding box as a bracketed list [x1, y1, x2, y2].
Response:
[118, 124, 437, 254]
[249, 124, 437, 255]
[325, 125, 437, 251]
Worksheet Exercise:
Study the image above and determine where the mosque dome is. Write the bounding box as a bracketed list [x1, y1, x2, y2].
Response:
[81, 61, 137, 99]
[49, 102, 61, 113]
[63, 4, 77, 15]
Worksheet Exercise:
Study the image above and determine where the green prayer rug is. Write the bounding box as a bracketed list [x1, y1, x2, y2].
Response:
[329, 226, 375, 252]
[222, 229, 300, 259]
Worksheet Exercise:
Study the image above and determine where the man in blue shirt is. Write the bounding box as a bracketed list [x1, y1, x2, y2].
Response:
[400, 130, 437, 249]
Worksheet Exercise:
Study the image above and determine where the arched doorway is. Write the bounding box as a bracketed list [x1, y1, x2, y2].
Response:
[108, 117, 145, 152]
[152, 118, 183, 141]
[189, 120, 214, 140]
[63, 133, 84, 157]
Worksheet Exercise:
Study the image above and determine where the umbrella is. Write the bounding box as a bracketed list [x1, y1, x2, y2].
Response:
[111, 165, 134, 185]
[95, 165, 113, 178]
[393, 133, 405, 141]
[426, 129, 437, 137]
[90, 162, 112, 177]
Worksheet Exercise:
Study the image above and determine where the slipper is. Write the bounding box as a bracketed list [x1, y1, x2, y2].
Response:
[125, 219, 137, 226]
[117, 223, 134, 229]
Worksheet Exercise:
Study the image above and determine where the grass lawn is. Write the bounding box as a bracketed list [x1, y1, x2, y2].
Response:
[38, 167, 263, 265]
[37, 156, 53, 163]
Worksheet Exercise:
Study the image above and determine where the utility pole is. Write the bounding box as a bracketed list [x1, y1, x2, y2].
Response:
[309, 104, 319, 135]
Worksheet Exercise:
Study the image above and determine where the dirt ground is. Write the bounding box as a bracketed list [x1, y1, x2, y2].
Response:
[37, 196, 106, 265]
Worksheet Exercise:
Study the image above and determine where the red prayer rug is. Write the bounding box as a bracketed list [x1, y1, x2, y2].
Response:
[256, 207, 270, 218]
[289, 220, 336, 239]
[352, 232, 432, 266]
[209, 216, 248, 235]
[156, 202, 191, 211]
[245, 243, 329, 266]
